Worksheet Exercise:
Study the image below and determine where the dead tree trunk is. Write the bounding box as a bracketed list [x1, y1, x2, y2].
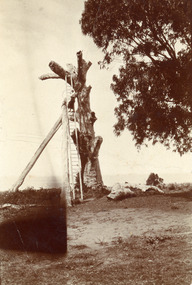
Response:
[40, 51, 103, 191]
[75, 51, 103, 188]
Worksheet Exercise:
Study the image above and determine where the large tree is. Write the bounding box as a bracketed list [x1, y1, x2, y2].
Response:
[80, 0, 192, 155]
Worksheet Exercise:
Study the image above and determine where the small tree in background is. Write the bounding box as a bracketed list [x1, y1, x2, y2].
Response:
[146, 173, 164, 187]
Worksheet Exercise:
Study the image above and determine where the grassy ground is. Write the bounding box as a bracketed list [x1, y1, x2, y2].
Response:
[0, 184, 192, 284]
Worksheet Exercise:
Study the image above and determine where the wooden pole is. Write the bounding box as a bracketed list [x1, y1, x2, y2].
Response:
[11, 115, 62, 191]
[70, 75, 83, 200]
[61, 98, 71, 207]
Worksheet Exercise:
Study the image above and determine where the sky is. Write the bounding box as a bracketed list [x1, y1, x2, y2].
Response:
[0, 0, 192, 190]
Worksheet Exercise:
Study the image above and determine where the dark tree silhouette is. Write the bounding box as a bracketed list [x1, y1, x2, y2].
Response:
[81, 0, 192, 154]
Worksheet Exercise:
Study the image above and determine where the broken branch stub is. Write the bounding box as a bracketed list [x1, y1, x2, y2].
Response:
[77, 51, 92, 86]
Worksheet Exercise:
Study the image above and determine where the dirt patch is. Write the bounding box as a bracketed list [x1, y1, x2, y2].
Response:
[67, 195, 192, 249]
[0, 190, 192, 284]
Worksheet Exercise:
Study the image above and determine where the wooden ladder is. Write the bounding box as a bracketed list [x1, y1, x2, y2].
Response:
[66, 78, 83, 201]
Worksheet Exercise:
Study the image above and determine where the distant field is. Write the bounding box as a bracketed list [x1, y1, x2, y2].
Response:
[1, 172, 192, 191]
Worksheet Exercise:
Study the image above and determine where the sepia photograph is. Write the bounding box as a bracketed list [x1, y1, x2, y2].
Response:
[0, 0, 192, 284]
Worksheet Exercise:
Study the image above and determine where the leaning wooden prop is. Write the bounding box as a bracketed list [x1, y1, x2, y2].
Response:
[11, 51, 103, 206]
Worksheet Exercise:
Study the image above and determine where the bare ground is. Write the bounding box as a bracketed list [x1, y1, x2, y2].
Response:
[0, 189, 192, 284]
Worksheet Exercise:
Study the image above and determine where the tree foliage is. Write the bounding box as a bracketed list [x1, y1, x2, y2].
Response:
[80, 0, 192, 154]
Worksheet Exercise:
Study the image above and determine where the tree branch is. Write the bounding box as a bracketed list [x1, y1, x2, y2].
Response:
[39, 73, 61, 81]
[160, 31, 176, 59]
[48, 61, 81, 91]
[147, 14, 176, 60]
[156, 51, 170, 60]
[49, 61, 71, 81]
[143, 5, 176, 60]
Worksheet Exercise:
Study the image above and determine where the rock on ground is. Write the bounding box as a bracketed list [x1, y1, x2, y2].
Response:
[107, 182, 164, 200]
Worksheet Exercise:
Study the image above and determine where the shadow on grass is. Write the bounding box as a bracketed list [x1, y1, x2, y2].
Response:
[0, 206, 67, 254]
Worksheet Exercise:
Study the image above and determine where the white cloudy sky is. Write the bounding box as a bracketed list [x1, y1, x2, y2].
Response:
[0, 0, 191, 189]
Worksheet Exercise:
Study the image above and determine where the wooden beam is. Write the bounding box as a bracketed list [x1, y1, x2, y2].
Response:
[49, 61, 69, 80]
[11, 115, 62, 192]
[60, 99, 71, 206]
[48, 61, 81, 91]
[39, 73, 61, 81]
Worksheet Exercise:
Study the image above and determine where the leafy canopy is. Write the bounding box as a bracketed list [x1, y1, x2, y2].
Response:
[80, 0, 192, 154]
